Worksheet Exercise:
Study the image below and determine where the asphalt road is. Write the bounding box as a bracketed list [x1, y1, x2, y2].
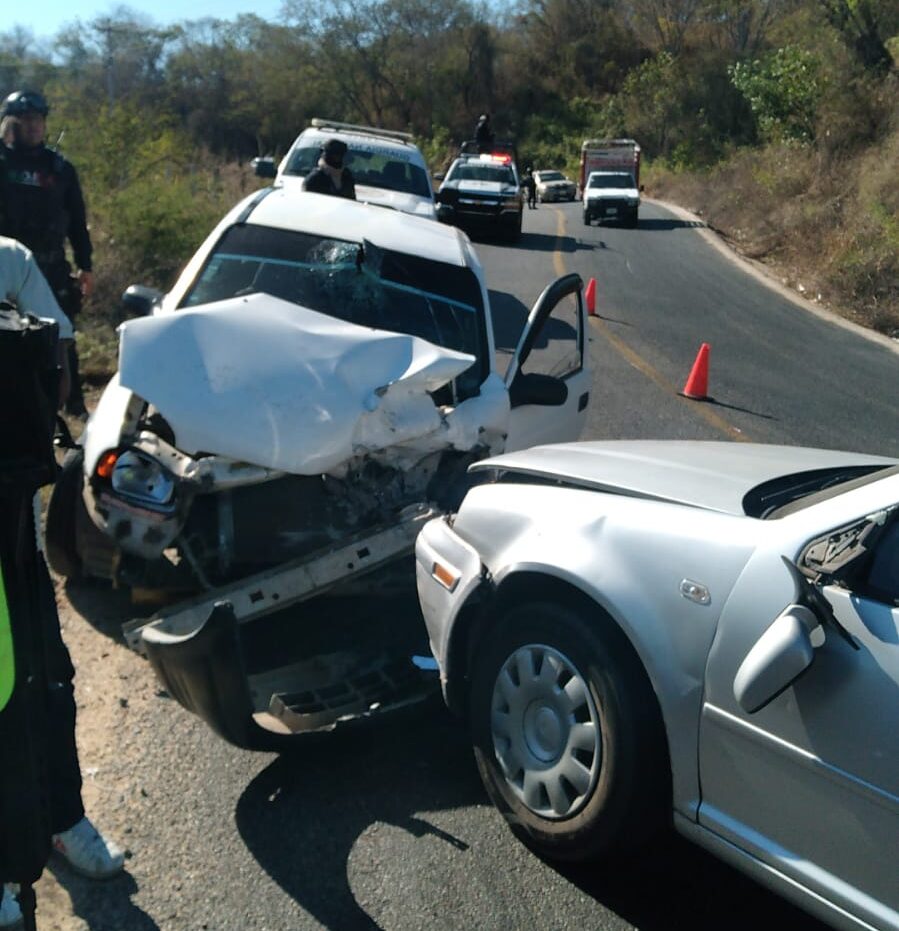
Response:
[42, 200, 897, 930]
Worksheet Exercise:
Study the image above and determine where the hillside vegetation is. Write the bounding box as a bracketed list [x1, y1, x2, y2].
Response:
[3, 0, 897, 376]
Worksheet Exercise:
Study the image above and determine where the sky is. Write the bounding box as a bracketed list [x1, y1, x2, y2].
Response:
[11, 0, 287, 43]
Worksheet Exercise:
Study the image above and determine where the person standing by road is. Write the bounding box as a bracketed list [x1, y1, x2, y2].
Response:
[523, 168, 537, 209]
[303, 139, 356, 200]
[0, 90, 93, 418]
[474, 113, 494, 152]
[0, 237, 124, 931]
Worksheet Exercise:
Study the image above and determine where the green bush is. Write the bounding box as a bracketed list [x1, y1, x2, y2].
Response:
[729, 46, 823, 143]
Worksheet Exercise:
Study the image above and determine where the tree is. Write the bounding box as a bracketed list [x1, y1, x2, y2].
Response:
[729, 45, 823, 142]
[817, 0, 895, 73]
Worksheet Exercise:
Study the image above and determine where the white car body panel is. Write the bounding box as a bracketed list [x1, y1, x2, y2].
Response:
[278, 174, 437, 219]
[115, 293, 481, 475]
[85, 188, 582, 484]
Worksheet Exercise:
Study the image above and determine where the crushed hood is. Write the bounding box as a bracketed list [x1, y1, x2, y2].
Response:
[117, 293, 479, 474]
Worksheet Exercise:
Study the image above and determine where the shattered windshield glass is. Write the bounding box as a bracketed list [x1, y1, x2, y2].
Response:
[180, 224, 486, 398]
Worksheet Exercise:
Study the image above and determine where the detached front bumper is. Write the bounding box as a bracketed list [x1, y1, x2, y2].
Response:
[126, 507, 442, 750]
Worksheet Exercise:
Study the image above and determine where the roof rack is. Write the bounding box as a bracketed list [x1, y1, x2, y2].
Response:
[310, 118, 415, 144]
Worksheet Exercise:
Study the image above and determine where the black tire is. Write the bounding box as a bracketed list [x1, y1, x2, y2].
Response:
[628, 209, 639, 228]
[469, 601, 669, 861]
[45, 448, 85, 579]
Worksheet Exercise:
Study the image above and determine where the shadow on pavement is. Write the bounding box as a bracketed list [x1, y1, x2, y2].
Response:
[63, 578, 153, 642]
[235, 706, 484, 930]
[556, 832, 827, 931]
[515, 232, 596, 254]
[637, 218, 705, 232]
[45, 860, 160, 931]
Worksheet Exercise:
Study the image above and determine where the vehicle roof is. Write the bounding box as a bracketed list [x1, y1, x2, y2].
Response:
[295, 126, 426, 163]
[470, 441, 898, 516]
[245, 187, 469, 266]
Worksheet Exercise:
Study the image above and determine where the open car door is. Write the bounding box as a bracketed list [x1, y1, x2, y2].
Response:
[503, 273, 591, 453]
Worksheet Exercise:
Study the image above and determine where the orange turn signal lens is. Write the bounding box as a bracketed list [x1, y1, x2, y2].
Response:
[432, 561, 459, 592]
[95, 451, 119, 480]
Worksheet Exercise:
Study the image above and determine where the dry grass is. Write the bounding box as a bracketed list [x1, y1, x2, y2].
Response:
[647, 126, 899, 338]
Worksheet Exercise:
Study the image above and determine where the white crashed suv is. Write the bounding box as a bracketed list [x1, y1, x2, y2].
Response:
[270, 118, 437, 220]
[44, 186, 592, 748]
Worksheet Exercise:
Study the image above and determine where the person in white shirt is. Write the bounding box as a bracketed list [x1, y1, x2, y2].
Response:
[0, 235, 124, 931]
[0, 235, 73, 408]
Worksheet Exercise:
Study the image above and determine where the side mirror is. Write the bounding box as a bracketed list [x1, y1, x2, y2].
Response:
[639, 184, 645, 192]
[509, 372, 568, 408]
[733, 605, 818, 713]
[252, 156, 277, 179]
[120, 284, 163, 320]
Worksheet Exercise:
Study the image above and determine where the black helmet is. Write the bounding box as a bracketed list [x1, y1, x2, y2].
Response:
[322, 138, 348, 168]
[2, 90, 50, 118]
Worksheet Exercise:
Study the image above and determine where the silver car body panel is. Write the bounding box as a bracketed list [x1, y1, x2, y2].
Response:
[416, 444, 899, 930]
[416, 479, 765, 818]
[470, 441, 897, 515]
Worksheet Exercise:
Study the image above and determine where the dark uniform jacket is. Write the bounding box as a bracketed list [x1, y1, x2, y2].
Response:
[303, 166, 356, 200]
[0, 144, 92, 298]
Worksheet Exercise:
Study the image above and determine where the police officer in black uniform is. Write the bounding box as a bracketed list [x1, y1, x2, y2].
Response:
[0, 90, 93, 417]
[303, 139, 357, 200]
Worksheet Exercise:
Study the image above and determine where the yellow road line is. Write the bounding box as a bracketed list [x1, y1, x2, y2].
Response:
[551, 209, 750, 443]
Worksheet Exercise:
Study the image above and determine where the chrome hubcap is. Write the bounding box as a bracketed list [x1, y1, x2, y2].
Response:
[490, 644, 601, 819]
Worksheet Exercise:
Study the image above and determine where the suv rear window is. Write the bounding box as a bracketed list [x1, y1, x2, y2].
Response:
[283, 144, 431, 198]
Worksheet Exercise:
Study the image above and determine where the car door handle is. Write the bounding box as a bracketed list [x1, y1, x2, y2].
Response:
[578, 392, 589, 411]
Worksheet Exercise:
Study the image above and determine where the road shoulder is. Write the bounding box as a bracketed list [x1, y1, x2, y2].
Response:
[646, 197, 899, 358]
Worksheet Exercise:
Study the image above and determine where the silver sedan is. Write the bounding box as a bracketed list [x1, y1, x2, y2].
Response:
[415, 441, 899, 931]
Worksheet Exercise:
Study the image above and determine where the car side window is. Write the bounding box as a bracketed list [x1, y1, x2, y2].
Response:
[519, 292, 582, 379]
[856, 519, 899, 605]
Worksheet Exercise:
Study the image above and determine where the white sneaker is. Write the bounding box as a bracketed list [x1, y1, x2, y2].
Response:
[52, 817, 125, 879]
[0, 885, 22, 930]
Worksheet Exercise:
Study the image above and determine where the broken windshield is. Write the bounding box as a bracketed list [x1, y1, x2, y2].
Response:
[180, 224, 487, 398]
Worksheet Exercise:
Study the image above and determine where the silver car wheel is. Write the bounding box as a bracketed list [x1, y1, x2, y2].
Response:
[490, 643, 601, 820]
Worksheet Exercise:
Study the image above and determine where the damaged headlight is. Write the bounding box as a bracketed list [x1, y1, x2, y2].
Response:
[111, 449, 175, 508]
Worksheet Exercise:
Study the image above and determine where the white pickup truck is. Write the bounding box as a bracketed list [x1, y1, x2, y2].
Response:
[582, 170, 641, 228]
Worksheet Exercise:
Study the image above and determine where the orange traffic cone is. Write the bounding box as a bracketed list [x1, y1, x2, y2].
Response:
[681, 343, 710, 400]
[585, 277, 597, 316]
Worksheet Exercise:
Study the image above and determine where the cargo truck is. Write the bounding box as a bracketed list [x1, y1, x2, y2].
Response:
[579, 139, 642, 228]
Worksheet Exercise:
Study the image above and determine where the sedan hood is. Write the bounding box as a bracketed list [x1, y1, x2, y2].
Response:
[471, 441, 898, 516]
[116, 293, 476, 474]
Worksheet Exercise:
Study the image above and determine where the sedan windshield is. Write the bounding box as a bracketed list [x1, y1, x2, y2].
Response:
[538, 171, 565, 182]
[180, 224, 486, 398]
[282, 144, 431, 198]
[588, 174, 635, 189]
